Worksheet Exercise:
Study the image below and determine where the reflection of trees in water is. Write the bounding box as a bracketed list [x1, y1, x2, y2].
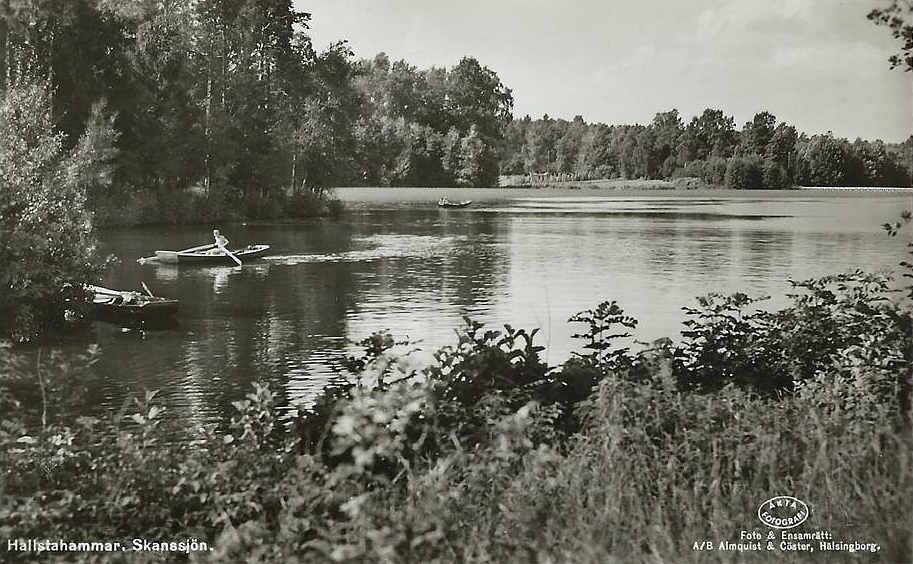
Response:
[254, 261, 358, 410]
[257, 222, 360, 409]
[439, 212, 510, 307]
[175, 263, 272, 423]
[639, 216, 793, 285]
[177, 329, 227, 433]
[248, 211, 509, 409]
[502, 215, 805, 354]
[738, 228, 792, 281]
[73, 322, 208, 434]
[341, 210, 509, 346]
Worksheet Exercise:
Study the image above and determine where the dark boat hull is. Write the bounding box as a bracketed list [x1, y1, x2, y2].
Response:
[154, 244, 271, 264]
[90, 286, 179, 323]
[93, 300, 180, 321]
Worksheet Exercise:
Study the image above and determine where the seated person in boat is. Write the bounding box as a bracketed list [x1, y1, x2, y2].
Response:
[119, 291, 141, 304]
[208, 229, 229, 254]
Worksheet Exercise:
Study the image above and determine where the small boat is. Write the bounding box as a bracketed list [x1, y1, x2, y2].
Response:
[438, 197, 472, 208]
[143, 243, 271, 265]
[89, 285, 179, 322]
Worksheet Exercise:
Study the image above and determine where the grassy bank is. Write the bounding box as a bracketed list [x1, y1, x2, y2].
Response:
[91, 186, 344, 227]
[1, 269, 911, 563]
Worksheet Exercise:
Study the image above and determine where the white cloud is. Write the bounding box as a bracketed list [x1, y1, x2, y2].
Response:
[695, 0, 816, 43]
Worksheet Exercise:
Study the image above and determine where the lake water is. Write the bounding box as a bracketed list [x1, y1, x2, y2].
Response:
[54, 189, 913, 424]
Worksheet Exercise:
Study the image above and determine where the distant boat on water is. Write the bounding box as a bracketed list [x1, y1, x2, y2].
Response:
[438, 197, 472, 208]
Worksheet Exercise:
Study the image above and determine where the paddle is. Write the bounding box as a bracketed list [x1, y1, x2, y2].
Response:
[141, 282, 154, 297]
[137, 243, 212, 264]
[217, 241, 243, 267]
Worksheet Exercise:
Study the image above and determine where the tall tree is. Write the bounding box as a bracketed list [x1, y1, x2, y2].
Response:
[523, 114, 559, 173]
[741, 111, 777, 155]
[556, 115, 587, 175]
[445, 57, 513, 142]
[796, 134, 850, 186]
[457, 125, 490, 186]
[651, 109, 683, 177]
[686, 108, 737, 160]
[766, 123, 798, 170]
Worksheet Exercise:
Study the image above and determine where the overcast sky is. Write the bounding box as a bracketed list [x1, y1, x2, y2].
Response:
[299, 0, 912, 142]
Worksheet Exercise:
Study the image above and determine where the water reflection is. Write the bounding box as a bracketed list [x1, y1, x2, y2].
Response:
[41, 193, 911, 429]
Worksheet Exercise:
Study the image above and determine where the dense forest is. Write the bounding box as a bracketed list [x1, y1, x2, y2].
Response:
[0, 0, 513, 226]
[0, 0, 910, 231]
[501, 110, 913, 189]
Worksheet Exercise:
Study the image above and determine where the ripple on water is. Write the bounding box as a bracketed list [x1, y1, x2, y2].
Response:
[264, 234, 467, 265]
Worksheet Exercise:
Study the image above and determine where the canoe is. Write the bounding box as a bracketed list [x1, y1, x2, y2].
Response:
[89, 285, 179, 322]
[438, 198, 472, 208]
[151, 243, 271, 265]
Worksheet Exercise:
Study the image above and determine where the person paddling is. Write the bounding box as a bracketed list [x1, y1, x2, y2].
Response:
[213, 229, 229, 249]
[210, 228, 243, 266]
[206, 229, 228, 254]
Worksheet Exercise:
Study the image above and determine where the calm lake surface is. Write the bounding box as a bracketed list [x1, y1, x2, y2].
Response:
[59, 189, 913, 424]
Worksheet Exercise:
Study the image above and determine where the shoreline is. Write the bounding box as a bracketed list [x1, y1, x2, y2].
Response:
[91, 185, 911, 229]
[333, 184, 912, 206]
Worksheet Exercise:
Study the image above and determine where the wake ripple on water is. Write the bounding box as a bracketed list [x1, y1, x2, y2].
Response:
[263, 234, 468, 265]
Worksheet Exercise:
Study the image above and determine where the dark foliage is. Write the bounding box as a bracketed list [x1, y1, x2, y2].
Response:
[868, 0, 913, 71]
[0, 83, 108, 341]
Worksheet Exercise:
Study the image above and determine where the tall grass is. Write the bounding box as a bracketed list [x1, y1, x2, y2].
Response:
[368, 379, 910, 564]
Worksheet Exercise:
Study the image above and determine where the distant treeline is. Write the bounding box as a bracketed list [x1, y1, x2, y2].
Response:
[502, 111, 913, 189]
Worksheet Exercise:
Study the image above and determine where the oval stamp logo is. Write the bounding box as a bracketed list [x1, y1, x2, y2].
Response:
[758, 496, 809, 529]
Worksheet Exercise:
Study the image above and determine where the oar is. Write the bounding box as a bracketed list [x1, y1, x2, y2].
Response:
[137, 256, 157, 265]
[91, 285, 122, 296]
[141, 282, 154, 297]
[218, 242, 243, 267]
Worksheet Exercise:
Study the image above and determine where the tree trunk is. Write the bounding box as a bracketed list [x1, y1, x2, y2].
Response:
[291, 152, 297, 196]
[204, 40, 213, 195]
[0, 17, 8, 92]
[220, 27, 226, 107]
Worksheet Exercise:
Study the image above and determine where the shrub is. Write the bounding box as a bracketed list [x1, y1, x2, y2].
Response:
[0, 83, 107, 340]
[670, 176, 704, 189]
[672, 159, 708, 179]
[724, 154, 764, 189]
[674, 271, 912, 416]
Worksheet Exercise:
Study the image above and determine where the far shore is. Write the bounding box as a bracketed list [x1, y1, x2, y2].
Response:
[333, 183, 912, 206]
